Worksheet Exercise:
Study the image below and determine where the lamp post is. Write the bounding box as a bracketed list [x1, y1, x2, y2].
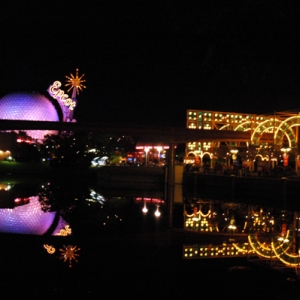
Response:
[280, 146, 291, 167]
[145, 147, 149, 167]
[230, 149, 238, 174]
[228, 224, 237, 242]
[156, 146, 162, 163]
[230, 149, 238, 162]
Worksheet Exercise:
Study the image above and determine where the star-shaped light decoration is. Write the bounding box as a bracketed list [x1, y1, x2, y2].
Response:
[59, 245, 81, 268]
[65, 69, 86, 95]
[43, 225, 73, 254]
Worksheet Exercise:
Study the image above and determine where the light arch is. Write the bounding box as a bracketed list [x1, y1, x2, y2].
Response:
[274, 116, 300, 148]
[217, 122, 253, 147]
[254, 154, 269, 162]
[234, 120, 253, 132]
[250, 119, 286, 146]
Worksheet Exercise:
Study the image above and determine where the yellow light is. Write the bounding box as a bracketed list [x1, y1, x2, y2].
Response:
[65, 69, 86, 95]
[59, 245, 80, 267]
[43, 244, 56, 254]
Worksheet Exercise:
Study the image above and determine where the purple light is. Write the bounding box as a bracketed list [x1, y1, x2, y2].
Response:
[0, 196, 56, 235]
[0, 92, 60, 141]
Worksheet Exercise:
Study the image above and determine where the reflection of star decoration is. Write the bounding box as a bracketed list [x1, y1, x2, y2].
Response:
[60, 245, 80, 268]
[65, 69, 86, 95]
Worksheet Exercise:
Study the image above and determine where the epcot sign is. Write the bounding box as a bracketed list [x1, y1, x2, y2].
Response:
[48, 81, 76, 110]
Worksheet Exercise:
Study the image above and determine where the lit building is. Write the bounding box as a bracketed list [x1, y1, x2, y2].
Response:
[186, 109, 300, 170]
[135, 143, 170, 165]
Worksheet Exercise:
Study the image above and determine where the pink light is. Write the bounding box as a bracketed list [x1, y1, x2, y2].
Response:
[134, 197, 165, 204]
[135, 144, 173, 150]
[0, 92, 60, 141]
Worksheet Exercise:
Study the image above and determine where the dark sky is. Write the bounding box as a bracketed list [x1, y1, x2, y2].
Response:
[1, 1, 300, 127]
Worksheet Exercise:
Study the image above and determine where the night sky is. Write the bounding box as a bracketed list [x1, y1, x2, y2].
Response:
[1, 1, 300, 127]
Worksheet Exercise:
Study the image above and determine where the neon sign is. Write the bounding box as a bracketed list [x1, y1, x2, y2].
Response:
[48, 81, 76, 110]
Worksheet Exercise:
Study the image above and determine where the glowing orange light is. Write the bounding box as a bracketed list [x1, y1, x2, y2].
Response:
[59, 245, 80, 267]
[65, 69, 86, 95]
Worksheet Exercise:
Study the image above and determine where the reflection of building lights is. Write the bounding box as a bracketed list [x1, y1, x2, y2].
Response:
[142, 201, 148, 213]
[154, 205, 161, 217]
[89, 189, 105, 204]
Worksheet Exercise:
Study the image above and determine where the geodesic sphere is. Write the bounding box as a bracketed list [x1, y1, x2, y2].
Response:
[0, 196, 57, 235]
[0, 92, 60, 141]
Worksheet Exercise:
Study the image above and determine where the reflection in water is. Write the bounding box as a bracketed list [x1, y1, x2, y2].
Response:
[183, 198, 295, 234]
[183, 197, 300, 277]
[135, 197, 164, 218]
[43, 243, 81, 268]
[2, 179, 300, 296]
[0, 196, 59, 235]
[89, 189, 105, 204]
[43, 225, 72, 254]
[0, 183, 68, 235]
[59, 245, 81, 268]
[43, 225, 79, 267]
[44, 244, 56, 254]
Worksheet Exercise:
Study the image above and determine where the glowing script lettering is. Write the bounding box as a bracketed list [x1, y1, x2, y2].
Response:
[48, 81, 76, 110]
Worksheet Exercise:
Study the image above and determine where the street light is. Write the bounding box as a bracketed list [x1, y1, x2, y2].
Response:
[280, 146, 291, 167]
[156, 146, 162, 163]
[230, 149, 238, 160]
[228, 224, 237, 242]
[145, 147, 149, 167]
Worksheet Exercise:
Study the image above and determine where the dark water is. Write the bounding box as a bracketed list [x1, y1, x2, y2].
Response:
[1, 179, 300, 299]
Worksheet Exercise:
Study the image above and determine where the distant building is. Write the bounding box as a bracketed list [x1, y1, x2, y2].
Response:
[186, 109, 300, 171]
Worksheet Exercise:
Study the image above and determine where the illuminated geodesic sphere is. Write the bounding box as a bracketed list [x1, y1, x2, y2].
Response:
[0, 196, 57, 235]
[0, 92, 60, 141]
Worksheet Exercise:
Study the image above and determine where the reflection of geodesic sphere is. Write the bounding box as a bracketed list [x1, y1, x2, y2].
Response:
[0, 92, 60, 141]
[0, 196, 56, 235]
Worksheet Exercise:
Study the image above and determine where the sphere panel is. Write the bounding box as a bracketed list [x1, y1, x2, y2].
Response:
[0, 93, 60, 140]
[0, 196, 56, 235]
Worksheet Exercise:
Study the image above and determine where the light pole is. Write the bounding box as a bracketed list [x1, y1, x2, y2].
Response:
[145, 147, 149, 167]
[230, 149, 238, 163]
[156, 146, 162, 164]
[280, 146, 291, 167]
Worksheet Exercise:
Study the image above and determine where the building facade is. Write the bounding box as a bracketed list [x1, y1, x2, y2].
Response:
[186, 109, 300, 172]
